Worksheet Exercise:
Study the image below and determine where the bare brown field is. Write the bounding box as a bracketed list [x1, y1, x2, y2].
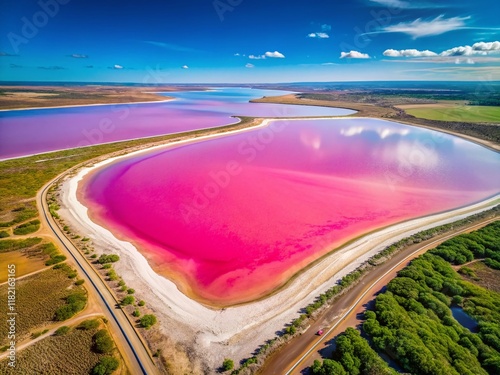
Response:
[0, 267, 85, 346]
[0, 250, 46, 283]
[0, 319, 126, 375]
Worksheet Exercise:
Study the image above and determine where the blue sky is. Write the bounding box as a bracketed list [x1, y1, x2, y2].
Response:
[1, 0, 499, 83]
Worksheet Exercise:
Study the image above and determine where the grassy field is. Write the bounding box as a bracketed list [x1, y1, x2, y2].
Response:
[0, 319, 124, 375]
[403, 105, 500, 123]
[0, 267, 85, 345]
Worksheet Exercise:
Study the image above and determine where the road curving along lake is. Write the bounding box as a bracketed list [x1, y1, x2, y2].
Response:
[0, 87, 354, 159]
[80, 117, 500, 305]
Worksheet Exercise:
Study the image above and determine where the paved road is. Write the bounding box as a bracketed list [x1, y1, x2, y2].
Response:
[260, 217, 498, 375]
[38, 180, 159, 375]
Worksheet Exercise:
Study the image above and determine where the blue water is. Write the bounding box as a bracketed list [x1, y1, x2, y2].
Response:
[451, 306, 478, 331]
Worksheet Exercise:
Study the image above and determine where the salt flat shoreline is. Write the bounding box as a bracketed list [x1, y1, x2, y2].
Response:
[58, 115, 500, 370]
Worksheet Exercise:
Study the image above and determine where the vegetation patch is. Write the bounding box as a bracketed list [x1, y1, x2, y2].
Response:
[459, 261, 500, 294]
[78, 319, 100, 331]
[92, 356, 119, 375]
[13, 219, 40, 235]
[313, 221, 500, 375]
[404, 105, 500, 123]
[0, 203, 37, 228]
[40, 242, 67, 265]
[0, 267, 84, 345]
[0, 237, 42, 253]
[98, 253, 120, 264]
[0, 323, 118, 375]
[93, 329, 115, 354]
[140, 314, 157, 329]
[54, 291, 87, 321]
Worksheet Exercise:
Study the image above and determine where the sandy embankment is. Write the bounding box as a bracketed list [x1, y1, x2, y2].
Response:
[58, 118, 500, 371]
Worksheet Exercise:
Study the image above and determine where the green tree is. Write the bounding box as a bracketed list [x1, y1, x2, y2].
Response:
[54, 326, 70, 336]
[140, 314, 157, 329]
[92, 356, 119, 375]
[78, 319, 100, 330]
[121, 296, 135, 306]
[222, 358, 234, 371]
[93, 329, 114, 354]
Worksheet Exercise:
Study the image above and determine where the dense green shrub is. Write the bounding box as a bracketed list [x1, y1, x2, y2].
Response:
[139, 314, 157, 329]
[93, 329, 114, 354]
[13, 219, 40, 235]
[98, 254, 120, 264]
[92, 356, 119, 375]
[54, 326, 70, 336]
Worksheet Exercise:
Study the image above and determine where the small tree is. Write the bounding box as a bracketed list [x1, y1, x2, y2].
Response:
[127, 288, 135, 294]
[93, 329, 114, 354]
[92, 356, 119, 375]
[133, 309, 141, 317]
[140, 314, 157, 329]
[121, 296, 135, 306]
[138, 300, 145, 307]
[98, 254, 120, 264]
[54, 326, 70, 336]
[78, 319, 100, 330]
[222, 358, 234, 371]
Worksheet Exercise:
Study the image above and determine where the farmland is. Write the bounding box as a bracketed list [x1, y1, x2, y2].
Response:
[401, 104, 500, 123]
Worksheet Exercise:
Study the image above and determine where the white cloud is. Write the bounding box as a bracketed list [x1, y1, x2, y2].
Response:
[265, 51, 285, 58]
[340, 50, 370, 59]
[181, 65, 189, 69]
[248, 51, 285, 60]
[245, 63, 255, 68]
[440, 41, 500, 56]
[472, 41, 500, 51]
[321, 24, 332, 32]
[70, 54, 88, 58]
[382, 15, 470, 39]
[382, 41, 500, 61]
[383, 48, 437, 57]
[369, 0, 446, 9]
[308, 32, 329, 38]
[441, 45, 475, 56]
[369, 0, 410, 7]
[234, 53, 240, 56]
[113, 64, 123, 69]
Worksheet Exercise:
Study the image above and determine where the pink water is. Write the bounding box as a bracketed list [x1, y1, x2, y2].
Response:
[0, 88, 354, 159]
[83, 118, 500, 305]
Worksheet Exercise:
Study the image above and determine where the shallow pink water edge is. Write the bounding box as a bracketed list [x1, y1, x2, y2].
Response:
[80, 118, 500, 305]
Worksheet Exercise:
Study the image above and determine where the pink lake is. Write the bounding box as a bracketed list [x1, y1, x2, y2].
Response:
[82, 118, 500, 305]
[0, 88, 354, 159]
